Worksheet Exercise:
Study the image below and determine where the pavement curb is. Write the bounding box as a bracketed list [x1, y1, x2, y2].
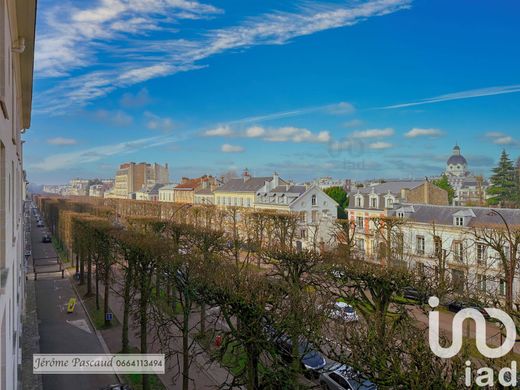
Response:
[65, 268, 124, 385]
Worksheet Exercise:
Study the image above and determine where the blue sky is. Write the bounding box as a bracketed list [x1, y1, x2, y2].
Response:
[25, 0, 520, 184]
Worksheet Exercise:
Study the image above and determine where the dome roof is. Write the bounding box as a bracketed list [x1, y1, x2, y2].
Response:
[447, 155, 467, 165]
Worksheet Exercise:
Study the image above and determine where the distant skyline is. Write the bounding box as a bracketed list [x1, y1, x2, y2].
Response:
[25, 0, 520, 184]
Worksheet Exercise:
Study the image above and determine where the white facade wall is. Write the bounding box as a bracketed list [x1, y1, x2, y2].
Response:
[0, 1, 35, 388]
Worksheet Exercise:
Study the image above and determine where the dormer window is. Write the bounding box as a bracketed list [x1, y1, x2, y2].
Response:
[311, 194, 317, 206]
[397, 212, 405, 218]
[355, 195, 363, 208]
[385, 196, 394, 208]
[455, 216, 464, 226]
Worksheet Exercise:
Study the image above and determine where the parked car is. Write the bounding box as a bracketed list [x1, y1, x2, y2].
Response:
[402, 287, 427, 303]
[36, 220, 44, 227]
[42, 233, 52, 243]
[274, 335, 327, 377]
[328, 302, 358, 322]
[319, 364, 377, 390]
[99, 385, 132, 390]
[447, 300, 490, 319]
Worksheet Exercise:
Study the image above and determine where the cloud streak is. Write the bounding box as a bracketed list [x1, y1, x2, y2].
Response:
[34, 0, 411, 113]
[380, 84, 520, 109]
[29, 135, 177, 171]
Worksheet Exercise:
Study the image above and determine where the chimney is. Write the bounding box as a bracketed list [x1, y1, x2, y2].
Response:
[243, 168, 250, 182]
[424, 180, 430, 204]
[401, 188, 409, 202]
[273, 172, 279, 188]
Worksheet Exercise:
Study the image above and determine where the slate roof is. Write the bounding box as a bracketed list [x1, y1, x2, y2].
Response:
[354, 180, 424, 195]
[215, 177, 286, 193]
[158, 183, 178, 191]
[195, 188, 214, 195]
[391, 203, 520, 227]
[266, 185, 307, 195]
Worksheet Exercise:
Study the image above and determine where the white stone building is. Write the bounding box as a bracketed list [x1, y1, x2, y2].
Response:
[158, 183, 178, 203]
[0, 1, 36, 389]
[255, 184, 339, 250]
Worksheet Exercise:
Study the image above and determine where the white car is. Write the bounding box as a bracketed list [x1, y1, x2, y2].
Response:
[329, 302, 358, 322]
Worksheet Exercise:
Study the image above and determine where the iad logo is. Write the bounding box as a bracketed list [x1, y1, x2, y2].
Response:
[428, 296, 516, 359]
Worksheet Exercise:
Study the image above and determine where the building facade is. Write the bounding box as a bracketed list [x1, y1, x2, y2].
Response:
[255, 184, 339, 250]
[114, 162, 169, 198]
[158, 184, 177, 203]
[0, 1, 36, 389]
[387, 204, 520, 301]
[347, 180, 448, 257]
[444, 145, 488, 206]
[214, 171, 287, 208]
[174, 176, 216, 204]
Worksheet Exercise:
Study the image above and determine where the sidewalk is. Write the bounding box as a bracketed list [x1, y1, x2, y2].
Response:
[29, 214, 119, 390]
[78, 270, 233, 389]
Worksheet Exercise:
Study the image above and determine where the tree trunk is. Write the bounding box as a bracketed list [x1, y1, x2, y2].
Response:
[246, 343, 259, 390]
[122, 258, 133, 353]
[200, 302, 206, 336]
[141, 273, 150, 390]
[86, 252, 92, 295]
[182, 297, 190, 390]
[95, 264, 100, 311]
[104, 258, 111, 327]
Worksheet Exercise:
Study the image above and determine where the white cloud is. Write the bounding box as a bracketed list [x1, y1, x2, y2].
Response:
[351, 128, 394, 138]
[119, 88, 152, 108]
[205, 125, 232, 136]
[221, 144, 245, 153]
[327, 102, 355, 115]
[145, 112, 175, 132]
[47, 137, 78, 146]
[404, 128, 443, 138]
[245, 126, 265, 138]
[381, 84, 520, 109]
[35, 0, 411, 113]
[262, 126, 330, 143]
[29, 135, 177, 172]
[369, 141, 393, 150]
[485, 131, 518, 146]
[93, 109, 133, 126]
[343, 119, 363, 128]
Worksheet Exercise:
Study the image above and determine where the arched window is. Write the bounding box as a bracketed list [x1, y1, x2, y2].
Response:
[311, 194, 317, 206]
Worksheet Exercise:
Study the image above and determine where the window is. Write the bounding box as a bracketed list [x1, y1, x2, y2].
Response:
[329, 373, 349, 389]
[299, 212, 306, 223]
[477, 243, 487, 266]
[453, 241, 464, 262]
[311, 210, 319, 223]
[416, 235, 425, 255]
[300, 229, 307, 239]
[355, 195, 363, 208]
[499, 279, 506, 296]
[386, 197, 394, 208]
[356, 238, 365, 254]
[370, 196, 377, 208]
[434, 236, 442, 258]
[356, 216, 364, 229]
[311, 194, 317, 206]
[397, 212, 405, 219]
[477, 274, 486, 292]
[455, 217, 464, 226]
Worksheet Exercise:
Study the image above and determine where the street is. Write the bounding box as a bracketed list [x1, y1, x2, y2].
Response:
[30, 213, 119, 390]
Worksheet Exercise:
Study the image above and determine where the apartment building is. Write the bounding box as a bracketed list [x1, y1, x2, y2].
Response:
[347, 180, 448, 257]
[255, 184, 339, 250]
[158, 184, 177, 203]
[0, 1, 36, 389]
[214, 170, 287, 208]
[386, 204, 520, 300]
[174, 175, 217, 204]
[113, 162, 169, 198]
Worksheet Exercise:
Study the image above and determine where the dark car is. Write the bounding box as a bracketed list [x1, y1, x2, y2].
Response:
[447, 300, 490, 319]
[319, 364, 377, 390]
[42, 234, 52, 243]
[275, 335, 327, 376]
[100, 385, 132, 390]
[402, 287, 427, 303]
[36, 220, 44, 228]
